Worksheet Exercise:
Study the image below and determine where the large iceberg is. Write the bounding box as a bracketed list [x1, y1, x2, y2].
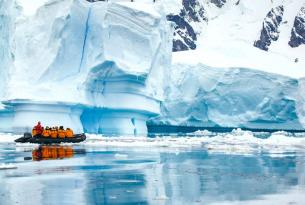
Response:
[149, 63, 305, 131]
[0, 0, 172, 135]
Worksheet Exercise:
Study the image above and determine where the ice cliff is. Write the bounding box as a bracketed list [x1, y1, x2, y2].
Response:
[149, 64, 305, 131]
[0, 0, 172, 135]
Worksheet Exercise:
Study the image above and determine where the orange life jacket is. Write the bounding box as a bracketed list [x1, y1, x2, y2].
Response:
[42, 129, 51, 138]
[50, 129, 58, 138]
[32, 129, 37, 137]
[58, 129, 66, 138]
[66, 129, 74, 138]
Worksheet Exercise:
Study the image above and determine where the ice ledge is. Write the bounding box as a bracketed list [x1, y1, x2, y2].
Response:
[0, 96, 160, 135]
[1, 99, 83, 134]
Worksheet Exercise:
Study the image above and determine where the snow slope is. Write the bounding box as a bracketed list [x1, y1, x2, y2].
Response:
[164, 0, 305, 78]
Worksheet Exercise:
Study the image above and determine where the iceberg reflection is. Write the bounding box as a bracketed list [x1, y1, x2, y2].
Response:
[0, 145, 304, 204]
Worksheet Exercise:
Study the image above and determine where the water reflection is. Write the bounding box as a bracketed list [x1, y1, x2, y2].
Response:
[158, 151, 305, 204]
[32, 146, 74, 161]
[0, 145, 304, 205]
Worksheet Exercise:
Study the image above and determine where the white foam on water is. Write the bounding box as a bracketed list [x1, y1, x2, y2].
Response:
[82, 129, 305, 154]
[0, 133, 21, 143]
[0, 163, 17, 170]
[1, 129, 305, 154]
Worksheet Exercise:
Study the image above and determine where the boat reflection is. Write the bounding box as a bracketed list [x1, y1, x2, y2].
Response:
[32, 145, 74, 161]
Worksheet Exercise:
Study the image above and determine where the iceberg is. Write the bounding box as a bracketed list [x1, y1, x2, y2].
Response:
[149, 63, 305, 131]
[0, 0, 172, 135]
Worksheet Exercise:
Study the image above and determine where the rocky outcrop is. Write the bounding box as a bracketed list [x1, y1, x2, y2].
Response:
[166, 14, 197, 51]
[210, 0, 226, 8]
[289, 6, 305, 48]
[167, 0, 207, 52]
[254, 6, 284, 51]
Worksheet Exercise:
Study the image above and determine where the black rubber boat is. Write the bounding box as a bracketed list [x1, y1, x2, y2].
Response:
[15, 132, 86, 144]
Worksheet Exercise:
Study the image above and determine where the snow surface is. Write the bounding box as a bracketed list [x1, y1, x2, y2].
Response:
[0, 163, 17, 170]
[167, 0, 305, 78]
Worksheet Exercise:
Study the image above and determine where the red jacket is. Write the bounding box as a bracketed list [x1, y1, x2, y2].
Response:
[34, 123, 43, 134]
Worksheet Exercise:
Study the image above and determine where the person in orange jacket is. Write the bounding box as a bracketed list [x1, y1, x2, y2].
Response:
[58, 126, 66, 139]
[42, 126, 51, 138]
[50, 127, 58, 138]
[32, 128, 37, 137]
[65, 128, 74, 138]
[34, 121, 43, 135]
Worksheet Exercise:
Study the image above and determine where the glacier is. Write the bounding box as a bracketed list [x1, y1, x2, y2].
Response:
[0, 0, 305, 136]
[149, 63, 305, 131]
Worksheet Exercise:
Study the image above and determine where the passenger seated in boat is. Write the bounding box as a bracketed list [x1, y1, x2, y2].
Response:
[50, 127, 58, 138]
[66, 128, 74, 138]
[32, 128, 37, 137]
[58, 126, 66, 139]
[42, 126, 51, 138]
[34, 121, 43, 135]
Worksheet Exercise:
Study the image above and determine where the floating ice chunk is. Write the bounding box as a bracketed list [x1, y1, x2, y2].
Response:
[114, 153, 128, 159]
[0, 163, 17, 170]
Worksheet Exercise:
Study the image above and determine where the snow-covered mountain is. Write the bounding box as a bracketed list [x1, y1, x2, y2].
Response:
[164, 0, 305, 53]
[162, 0, 305, 79]
[155, 0, 305, 131]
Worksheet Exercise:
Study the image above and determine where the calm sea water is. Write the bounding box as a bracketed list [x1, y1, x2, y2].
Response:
[0, 141, 305, 205]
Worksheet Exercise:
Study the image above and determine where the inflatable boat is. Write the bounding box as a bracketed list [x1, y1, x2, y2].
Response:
[15, 133, 86, 144]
